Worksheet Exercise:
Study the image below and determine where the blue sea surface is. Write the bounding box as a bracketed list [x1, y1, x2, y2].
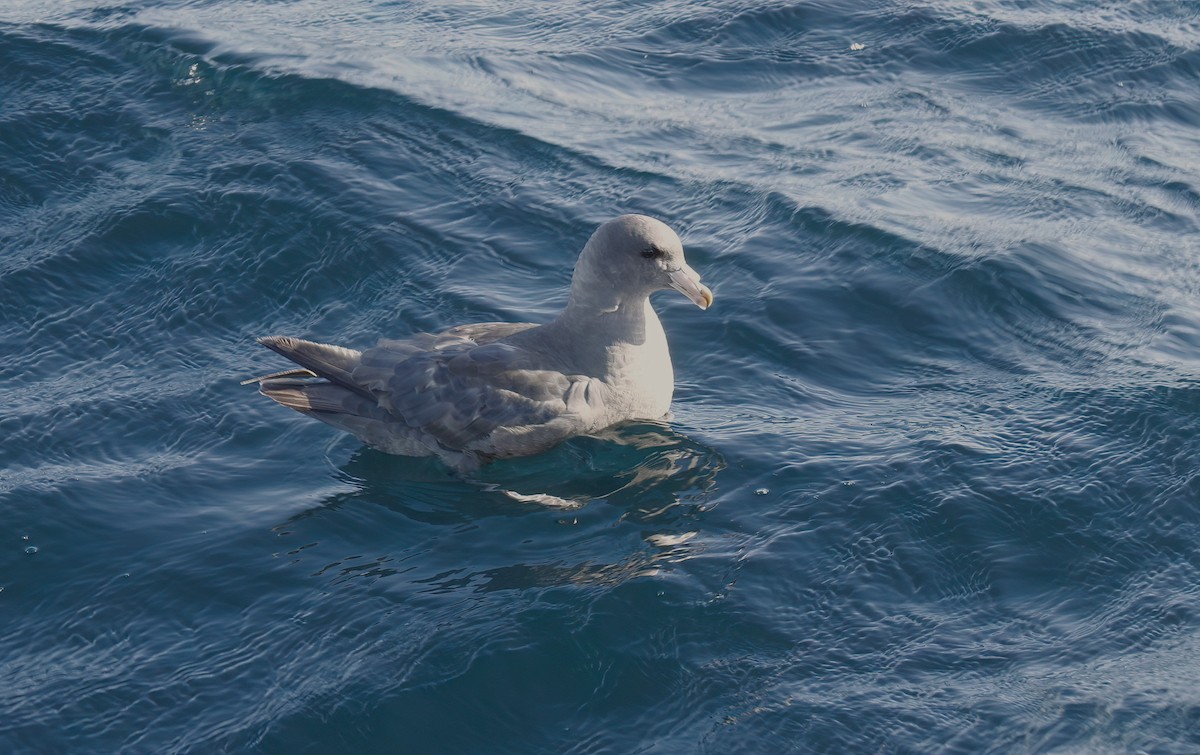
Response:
[3, 1, 1200, 752]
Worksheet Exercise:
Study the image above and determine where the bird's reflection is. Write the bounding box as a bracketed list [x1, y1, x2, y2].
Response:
[330, 419, 724, 518]
[275, 420, 725, 592]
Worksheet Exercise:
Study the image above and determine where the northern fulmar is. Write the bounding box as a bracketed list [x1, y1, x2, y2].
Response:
[244, 214, 713, 471]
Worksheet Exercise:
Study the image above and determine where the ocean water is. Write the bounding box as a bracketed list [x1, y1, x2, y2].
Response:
[2, 0, 1199, 751]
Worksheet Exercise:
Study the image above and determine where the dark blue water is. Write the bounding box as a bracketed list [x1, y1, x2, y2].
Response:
[3, 1, 1200, 752]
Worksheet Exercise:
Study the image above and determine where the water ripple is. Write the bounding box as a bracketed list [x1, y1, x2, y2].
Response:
[3, 2, 1200, 752]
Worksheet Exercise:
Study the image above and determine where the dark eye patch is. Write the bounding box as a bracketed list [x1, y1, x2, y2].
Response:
[640, 245, 667, 259]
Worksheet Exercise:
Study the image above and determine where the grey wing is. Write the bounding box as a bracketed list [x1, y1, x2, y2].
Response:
[354, 335, 602, 458]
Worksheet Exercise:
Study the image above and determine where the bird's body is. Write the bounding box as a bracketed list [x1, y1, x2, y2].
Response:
[246, 214, 712, 471]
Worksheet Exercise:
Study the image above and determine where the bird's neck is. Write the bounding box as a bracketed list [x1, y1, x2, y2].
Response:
[500, 290, 671, 391]
[554, 292, 656, 346]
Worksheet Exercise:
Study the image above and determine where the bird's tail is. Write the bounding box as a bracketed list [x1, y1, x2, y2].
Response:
[248, 336, 368, 397]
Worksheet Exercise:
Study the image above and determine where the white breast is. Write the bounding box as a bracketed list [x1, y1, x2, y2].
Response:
[603, 303, 675, 422]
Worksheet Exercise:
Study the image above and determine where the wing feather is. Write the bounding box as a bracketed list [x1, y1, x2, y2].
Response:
[352, 326, 599, 455]
[254, 322, 605, 460]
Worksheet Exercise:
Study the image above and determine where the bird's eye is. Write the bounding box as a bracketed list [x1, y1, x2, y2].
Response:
[641, 245, 666, 259]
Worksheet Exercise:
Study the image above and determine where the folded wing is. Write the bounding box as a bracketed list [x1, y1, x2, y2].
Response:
[251, 324, 605, 465]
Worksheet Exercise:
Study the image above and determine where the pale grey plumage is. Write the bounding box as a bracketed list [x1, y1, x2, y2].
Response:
[245, 214, 713, 471]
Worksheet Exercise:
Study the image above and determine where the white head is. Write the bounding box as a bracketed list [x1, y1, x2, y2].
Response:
[569, 214, 713, 313]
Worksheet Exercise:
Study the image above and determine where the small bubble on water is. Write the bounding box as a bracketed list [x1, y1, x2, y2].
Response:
[24, 546, 38, 555]
[754, 488, 769, 496]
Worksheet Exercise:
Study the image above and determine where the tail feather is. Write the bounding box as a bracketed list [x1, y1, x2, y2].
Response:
[256, 336, 370, 399]
[240, 368, 317, 386]
[258, 379, 363, 414]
